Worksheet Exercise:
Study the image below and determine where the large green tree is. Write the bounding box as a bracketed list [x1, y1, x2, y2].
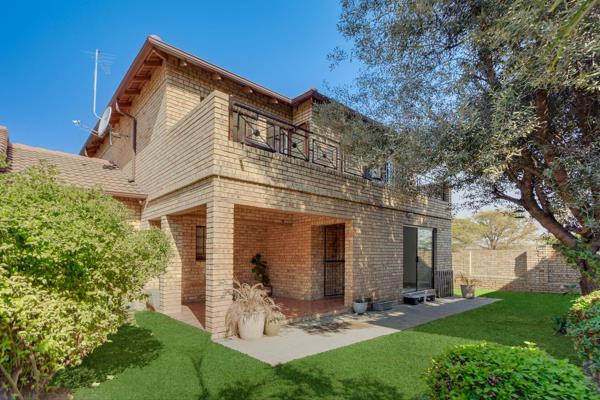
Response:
[453, 211, 539, 250]
[316, 0, 600, 293]
[452, 218, 483, 251]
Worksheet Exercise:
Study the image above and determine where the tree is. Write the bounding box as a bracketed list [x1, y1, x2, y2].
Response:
[451, 218, 483, 251]
[0, 166, 170, 398]
[316, 0, 600, 293]
[473, 211, 539, 249]
[452, 211, 538, 250]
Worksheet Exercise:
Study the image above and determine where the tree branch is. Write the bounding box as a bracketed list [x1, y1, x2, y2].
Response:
[518, 168, 577, 246]
[534, 89, 590, 229]
[0, 363, 23, 400]
[491, 186, 522, 205]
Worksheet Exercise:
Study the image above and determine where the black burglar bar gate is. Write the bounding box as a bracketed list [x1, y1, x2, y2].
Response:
[323, 224, 345, 297]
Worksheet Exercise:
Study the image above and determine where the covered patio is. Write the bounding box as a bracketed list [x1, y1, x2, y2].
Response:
[153, 204, 352, 334]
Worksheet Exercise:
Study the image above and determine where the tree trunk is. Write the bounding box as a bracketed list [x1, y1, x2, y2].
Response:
[577, 259, 598, 295]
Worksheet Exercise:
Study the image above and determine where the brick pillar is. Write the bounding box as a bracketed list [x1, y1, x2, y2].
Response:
[205, 199, 234, 339]
[159, 215, 183, 314]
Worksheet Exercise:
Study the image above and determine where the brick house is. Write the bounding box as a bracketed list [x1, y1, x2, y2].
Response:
[2, 35, 453, 338]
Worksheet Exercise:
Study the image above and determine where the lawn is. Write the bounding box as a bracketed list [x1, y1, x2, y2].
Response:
[53, 291, 578, 400]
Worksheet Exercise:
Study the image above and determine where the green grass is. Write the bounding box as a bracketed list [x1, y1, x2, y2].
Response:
[416, 290, 578, 362]
[54, 291, 578, 400]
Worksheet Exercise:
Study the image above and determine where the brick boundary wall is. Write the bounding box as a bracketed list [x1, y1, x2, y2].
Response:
[452, 246, 581, 293]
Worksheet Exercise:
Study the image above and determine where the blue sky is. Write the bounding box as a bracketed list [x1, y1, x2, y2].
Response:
[0, 1, 357, 154]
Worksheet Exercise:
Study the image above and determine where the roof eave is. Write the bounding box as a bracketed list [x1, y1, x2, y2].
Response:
[104, 190, 147, 200]
[148, 36, 292, 104]
[80, 35, 327, 156]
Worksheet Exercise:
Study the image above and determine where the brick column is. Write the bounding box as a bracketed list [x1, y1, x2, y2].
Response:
[205, 199, 234, 338]
[159, 215, 183, 314]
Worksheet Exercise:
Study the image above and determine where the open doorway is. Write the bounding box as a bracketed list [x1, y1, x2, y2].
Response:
[403, 226, 434, 292]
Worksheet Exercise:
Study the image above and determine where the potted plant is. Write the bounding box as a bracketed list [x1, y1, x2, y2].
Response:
[226, 280, 279, 340]
[251, 253, 272, 296]
[353, 296, 368, 315]
[265, 309, 286, 336]
[459, 273, 479, 299]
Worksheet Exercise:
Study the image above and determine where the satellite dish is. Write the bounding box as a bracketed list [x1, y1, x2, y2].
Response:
[97, 106, 112, 137]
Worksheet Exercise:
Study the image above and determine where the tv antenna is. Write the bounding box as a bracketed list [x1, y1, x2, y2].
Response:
[73, 49, 126, 146]
[92, 49, 104, 120]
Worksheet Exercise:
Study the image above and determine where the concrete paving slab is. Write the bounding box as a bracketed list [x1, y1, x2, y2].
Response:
[216, 296, 499, 365]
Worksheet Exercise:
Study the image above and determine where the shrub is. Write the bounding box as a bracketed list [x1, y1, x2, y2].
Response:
[225, 280, 279, 337]
[251, 253, 270, 287]
[0, 274, 119, 398]
[427, 343, 598, 399]
[0, 166, 170, 398]
[568, 290, 600, 380]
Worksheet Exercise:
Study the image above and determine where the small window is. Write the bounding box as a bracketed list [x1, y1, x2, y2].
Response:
[195, 225, 206, 261]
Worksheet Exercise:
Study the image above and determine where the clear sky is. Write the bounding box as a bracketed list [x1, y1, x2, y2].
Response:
[0, 0, 358, 154]
[0, 1, 484, 217]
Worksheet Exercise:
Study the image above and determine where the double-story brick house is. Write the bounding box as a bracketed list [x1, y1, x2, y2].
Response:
[2, 35, 453, 338]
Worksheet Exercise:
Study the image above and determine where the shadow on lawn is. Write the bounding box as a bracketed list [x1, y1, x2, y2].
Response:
[191, 355, 405, 400]
[53, 323, 163, 389]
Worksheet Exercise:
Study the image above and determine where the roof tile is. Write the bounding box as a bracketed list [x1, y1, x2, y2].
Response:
[5, 143, 146, 199]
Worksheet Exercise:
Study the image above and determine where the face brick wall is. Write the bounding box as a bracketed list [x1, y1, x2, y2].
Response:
[179, 211, 207, 303]
[232, 206, 348, 301]
[114, 197, 142, 228]
[90, 55, 454, 336]
[453, 246, 581, 293]
[233, 212, 268, 285]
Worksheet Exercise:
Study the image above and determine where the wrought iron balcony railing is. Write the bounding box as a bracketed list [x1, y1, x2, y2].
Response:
[228, 102, 447, 201]
[230, 102, 347, 171]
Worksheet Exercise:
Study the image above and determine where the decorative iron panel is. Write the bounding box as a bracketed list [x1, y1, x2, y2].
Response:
[312, 139, 339, 170]
[324, 261, 345, 297]
[435, 270, 454, 298]
[324, 224, 345, 297]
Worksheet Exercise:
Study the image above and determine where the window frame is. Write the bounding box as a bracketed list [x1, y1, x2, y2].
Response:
[195, 225, 206, 261]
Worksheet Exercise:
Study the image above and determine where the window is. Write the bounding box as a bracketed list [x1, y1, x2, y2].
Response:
[195, 225, 206, 261]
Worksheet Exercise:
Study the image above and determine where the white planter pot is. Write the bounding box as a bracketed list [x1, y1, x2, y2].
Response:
[461, 285, 476, 299]
[238, 312, 265, 340]
[264, 320, 282, 336]
[353, 301, 368, 315]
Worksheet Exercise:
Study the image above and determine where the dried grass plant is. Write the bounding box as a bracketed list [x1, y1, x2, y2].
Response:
[459, 272, 480, 286]
[225, 280, 282, 336]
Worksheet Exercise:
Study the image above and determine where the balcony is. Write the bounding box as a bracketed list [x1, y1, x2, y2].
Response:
[228, 101, 448, 201]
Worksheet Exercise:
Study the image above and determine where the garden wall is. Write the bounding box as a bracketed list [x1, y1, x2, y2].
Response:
[452, 246, 580, 293]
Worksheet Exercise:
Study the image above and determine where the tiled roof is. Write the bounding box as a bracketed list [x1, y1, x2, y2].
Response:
[6, 143, 146, 199]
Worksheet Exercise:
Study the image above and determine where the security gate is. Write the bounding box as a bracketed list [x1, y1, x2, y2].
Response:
[324, 224, 345, 297]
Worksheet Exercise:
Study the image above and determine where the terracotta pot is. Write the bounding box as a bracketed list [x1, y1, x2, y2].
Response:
[461, 285, 476, 299]
[264, 320, 283, 336]
[238, 312, 265, 340]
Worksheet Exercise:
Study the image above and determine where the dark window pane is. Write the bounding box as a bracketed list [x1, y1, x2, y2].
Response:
[196, 225, 206, 260]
